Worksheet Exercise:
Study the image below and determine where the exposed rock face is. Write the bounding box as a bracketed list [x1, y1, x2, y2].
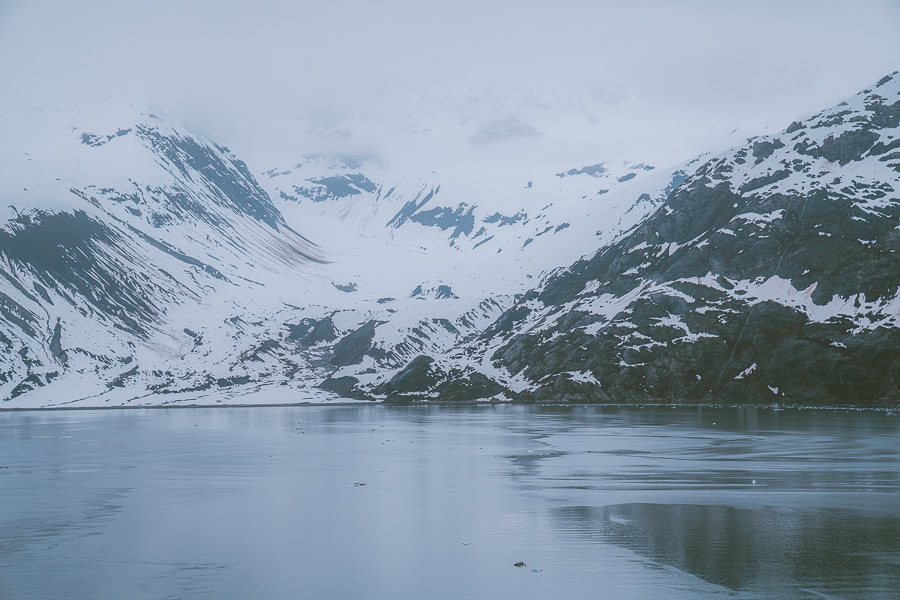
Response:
[374, 355, 505, 403]
[374, 355, 439, 397]
[332, 321, 380, 366]
[288, 317, 338, 347]
[385, 73, 900, 406]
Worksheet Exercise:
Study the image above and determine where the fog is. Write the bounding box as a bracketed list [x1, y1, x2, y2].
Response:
[2, 0, 898, 169]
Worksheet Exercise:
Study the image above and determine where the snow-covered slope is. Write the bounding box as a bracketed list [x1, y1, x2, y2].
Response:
[376, 72, 900, 406]
[2, 73, 897, 408]
[0, 98, 684, 407]
[254, 148, 691, 398]
[0, 104, 330, 406]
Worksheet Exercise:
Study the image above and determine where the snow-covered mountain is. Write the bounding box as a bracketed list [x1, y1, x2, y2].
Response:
[257, 147, 690, 397]
[1, 73, 897, 408]
[376, 72, 900, 406]
[0, 104, 339, 406]
[0, 98, 683, 407]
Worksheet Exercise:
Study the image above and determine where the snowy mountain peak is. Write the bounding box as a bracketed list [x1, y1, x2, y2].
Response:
[1, 74, 898, 407]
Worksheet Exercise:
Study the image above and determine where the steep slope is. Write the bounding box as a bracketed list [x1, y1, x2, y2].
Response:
[380, 73, 900, 406]
[0, 105, 328, 406]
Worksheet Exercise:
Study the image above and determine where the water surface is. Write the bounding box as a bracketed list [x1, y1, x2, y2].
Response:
[0, 405, 897, 599]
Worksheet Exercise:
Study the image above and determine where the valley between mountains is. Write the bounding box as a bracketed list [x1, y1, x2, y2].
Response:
[1, 74, 897, 408]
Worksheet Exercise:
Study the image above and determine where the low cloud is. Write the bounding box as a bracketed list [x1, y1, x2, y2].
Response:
[2, 0, 898, 169]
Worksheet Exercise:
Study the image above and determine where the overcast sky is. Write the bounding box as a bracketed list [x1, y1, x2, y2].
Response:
[2, 0, 899, 169]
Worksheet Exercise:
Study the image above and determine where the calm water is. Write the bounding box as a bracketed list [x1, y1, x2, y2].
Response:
[0, 405, 898, 599]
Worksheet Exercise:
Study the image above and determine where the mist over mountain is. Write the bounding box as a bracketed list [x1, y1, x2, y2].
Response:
[0, 1, 898, 407]
[4, 0, 899, 164]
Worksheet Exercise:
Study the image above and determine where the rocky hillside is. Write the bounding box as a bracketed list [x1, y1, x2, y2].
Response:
[375, 73, 900, 406]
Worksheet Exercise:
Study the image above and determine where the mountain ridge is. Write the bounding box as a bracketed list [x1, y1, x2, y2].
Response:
[1, 74, 897, 407]
[370, 71, 900, 406]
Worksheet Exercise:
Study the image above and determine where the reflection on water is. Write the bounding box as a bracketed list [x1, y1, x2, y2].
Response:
[0, 405, 897, 599]
[554, 503, 900, 599]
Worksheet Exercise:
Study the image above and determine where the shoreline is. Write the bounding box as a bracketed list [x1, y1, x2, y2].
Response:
[1, 400, 896, 413]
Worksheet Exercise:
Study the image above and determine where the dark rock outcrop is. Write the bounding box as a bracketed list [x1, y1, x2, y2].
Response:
[332, 321, 380, 366]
